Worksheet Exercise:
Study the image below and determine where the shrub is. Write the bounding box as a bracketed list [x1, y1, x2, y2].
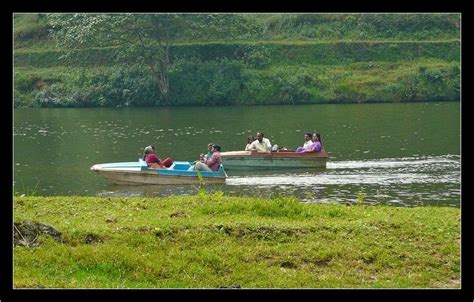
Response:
[101, 68, 160, 107]
[381, 82, 405, 102]
[35, 83, 78, 107]
[267, 69, 314, 104]
[169, 58, 246, 105]
[425, 68, 444, 83]
[241, 46, 271, 69]
[333, 84, 367, 103]
[15, 73, 41, 93]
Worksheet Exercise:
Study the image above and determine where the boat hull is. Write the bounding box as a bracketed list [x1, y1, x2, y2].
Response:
[91, 160, 227, 185]
[220, 150, 328, 169]
[93, 169, 226, 185]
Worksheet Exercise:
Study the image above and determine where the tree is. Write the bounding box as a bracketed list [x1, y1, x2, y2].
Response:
[47, 13, 256, 104]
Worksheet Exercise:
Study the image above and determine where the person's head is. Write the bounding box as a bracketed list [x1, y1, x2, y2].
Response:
[304, 132, 313, 141]
[247, 136, 255, 144]
[207, 143, 214, 151]
[212, 144, 221, 152]
[144, 145, 155, 155]
[256, 132, 264, 142]
[313, 132, 321, 144]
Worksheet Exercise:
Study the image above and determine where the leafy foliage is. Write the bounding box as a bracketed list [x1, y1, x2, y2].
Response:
[46, 14, 255, 103]
[169, 58, 246, 105]
[14, 13, 460, 107]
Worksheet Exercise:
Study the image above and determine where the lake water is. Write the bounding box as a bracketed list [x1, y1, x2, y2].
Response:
[13, 102, 461, 207]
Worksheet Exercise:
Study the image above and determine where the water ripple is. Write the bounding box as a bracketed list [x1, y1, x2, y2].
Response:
[225, 155, 460, 206]
[227, 155, 460, 187]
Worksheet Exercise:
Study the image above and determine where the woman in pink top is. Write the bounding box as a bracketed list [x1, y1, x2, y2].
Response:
[193, 144, 222, 171]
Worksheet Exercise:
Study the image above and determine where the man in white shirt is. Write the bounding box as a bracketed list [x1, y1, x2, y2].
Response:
[245, 132, 272, 152]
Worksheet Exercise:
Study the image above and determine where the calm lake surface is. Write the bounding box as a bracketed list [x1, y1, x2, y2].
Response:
[13, 102, 461, 207]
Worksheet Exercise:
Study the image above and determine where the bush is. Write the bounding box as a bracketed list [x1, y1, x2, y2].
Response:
[169, 58, 246, 105]
[381, 82, 405, 102]
[268, 68, 313, 104]
[99, 68, 161, 107]
[18, 60, 460, 108]
[394, 66, 460, 102]
[278, 85, 311, 104]
[31, 67, 162, 107]
[35, 84, 79, 107]
[240, 46, 272, 69]
[425, 68, 444, 83]
[15, 73, 41, 93]
[333, 84, 367, 103]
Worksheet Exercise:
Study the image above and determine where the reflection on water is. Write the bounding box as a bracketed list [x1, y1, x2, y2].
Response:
[97, 155, 460, 207]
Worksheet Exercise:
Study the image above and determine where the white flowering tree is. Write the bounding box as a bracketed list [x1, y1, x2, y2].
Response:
[47, 13, 250, 103]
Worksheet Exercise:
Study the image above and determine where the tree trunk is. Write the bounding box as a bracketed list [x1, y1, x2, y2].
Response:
[157, 65, 169, 103]
[156, 45, 170, 104]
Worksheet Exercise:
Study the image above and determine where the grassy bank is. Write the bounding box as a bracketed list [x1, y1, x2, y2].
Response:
[13, 14, 460, 107]
[13, 195, 460, 288]
[14, 58, 460, 107]
[14, 41, 460, 68]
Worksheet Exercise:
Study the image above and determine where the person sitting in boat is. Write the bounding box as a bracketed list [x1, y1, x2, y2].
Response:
[192, 144, 222, 171]
[245, 136, 255, 150]
[245, 132, 272, 152]
[312, 132, 323, 152]
[143, 145, 173, 169]
[295, 133, 315, 153]
[201, 143, 214, 162]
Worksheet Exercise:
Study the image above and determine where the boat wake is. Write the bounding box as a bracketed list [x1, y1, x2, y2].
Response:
[226, 155, 460, 186]
[327, 155, 460, 170]
[224, 155, 460, 206]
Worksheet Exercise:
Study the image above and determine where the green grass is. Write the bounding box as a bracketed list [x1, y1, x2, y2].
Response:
[14, 195, 460, 288]
[14, 13, 460, 50]
[14, 58, 460, 108]
[14, 14, 47, 34]
[14, 41, 460, 68]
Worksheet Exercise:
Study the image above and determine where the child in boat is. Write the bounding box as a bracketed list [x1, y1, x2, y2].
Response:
[245, 136, 255, 150]
[200, 143, 214, 162]
[143, 145, 173, 168]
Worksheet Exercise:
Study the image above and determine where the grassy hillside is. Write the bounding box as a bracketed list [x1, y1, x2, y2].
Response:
[13, 13, 461, 107]
[14, 195, 460, 288]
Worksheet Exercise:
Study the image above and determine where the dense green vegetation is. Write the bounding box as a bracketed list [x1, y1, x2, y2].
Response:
[14, 195, 460, 288]
[14, 13, 460, 108]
